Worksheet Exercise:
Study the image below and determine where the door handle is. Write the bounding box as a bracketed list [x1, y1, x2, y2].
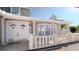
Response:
[17, 32, 19, 36]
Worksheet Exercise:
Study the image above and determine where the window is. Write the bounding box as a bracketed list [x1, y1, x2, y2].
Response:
[45, 24, 53, 35]
[11, 7, 19, 14]
[45, 25, 50, 35]
[21, 8, 30, 16]
[29, 21, 33, 33]
[38, 25, 45, 36]
[37, 24, 53, 36]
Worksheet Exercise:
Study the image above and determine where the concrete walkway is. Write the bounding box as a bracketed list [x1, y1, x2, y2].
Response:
[55, 43, 79, 51]
[0, 40, 29, 51]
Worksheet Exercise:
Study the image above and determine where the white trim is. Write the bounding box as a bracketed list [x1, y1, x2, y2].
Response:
[19, 7, 21, 16]
[10, 7, 12, 13]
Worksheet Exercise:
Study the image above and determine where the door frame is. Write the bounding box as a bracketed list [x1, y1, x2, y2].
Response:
[5, 19, 30, 44]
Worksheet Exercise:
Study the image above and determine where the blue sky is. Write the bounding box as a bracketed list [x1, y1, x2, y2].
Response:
[31, 7, 79, 26]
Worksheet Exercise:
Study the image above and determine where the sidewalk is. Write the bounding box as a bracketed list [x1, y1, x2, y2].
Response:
[55, 43, 79, 51]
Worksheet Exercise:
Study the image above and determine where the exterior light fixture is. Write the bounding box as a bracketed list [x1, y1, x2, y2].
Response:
[10, 24, 16, 29]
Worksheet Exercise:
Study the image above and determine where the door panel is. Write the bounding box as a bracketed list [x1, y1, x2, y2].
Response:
[6, 20, 29, 43]
[6, 21, 17, 42]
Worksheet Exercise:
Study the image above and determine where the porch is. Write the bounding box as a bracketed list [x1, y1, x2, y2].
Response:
[0, 12, 72, 50]
[29, 21, 70, 50]
[0, 33, 79, 51]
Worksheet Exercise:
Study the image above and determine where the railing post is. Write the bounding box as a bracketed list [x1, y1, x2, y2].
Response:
[29, 21, 36, 49]
[29, 34, 33, 49]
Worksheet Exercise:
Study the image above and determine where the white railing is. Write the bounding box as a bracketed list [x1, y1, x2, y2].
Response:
[70, 33, 79, 41]
[58, 34, 72, 44]
[29, 33, 79, 49]
[58, 33, 79, 44]
[29, 35, 54, 49]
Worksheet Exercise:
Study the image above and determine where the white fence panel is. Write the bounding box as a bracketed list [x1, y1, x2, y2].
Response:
[29, 35, 55, 49]
[29, 33, 79, 50]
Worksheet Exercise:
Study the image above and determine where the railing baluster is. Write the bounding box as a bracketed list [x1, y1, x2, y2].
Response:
[52, 36, 53, 46]
[48, 37, 50, 46]
[44, 37, 46, 47]
[33, 38, 35, 48]
[47, 37, 48, 47]
[35, 37, 36, 48]
[43, 37, 44, 47]
[41, 37, 43, 47]
[38, 37, 40, 48]
[45, 37, 47, 47]
[37, 37, 39, 48]
[49, 36, 52, 46]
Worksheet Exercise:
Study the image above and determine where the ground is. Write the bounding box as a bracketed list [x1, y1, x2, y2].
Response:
[1, 41, 79, 51]
[0, 40, 29, 51]
[55, 43, 79, 51]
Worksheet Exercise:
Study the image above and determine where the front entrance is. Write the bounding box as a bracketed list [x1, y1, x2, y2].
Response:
[6, 20, 29, 44]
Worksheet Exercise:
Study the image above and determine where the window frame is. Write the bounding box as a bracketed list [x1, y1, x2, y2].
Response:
[10, 7, 20, 15]
[37, 23, 53, 36]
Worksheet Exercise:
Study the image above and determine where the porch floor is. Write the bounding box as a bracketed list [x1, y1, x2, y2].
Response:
[0, 40, 29, 51]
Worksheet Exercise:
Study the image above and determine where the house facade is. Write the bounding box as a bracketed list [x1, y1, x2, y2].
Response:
[0, 8, 70, 50]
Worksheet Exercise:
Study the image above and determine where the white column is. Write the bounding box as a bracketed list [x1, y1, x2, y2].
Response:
[19, 7, 21, 16]
[33, 21, 36, 36]
[29, 21, 36, 49]
[1, 17, 6, 45]
[26, 21, 30, 40]
[29, 34, 33, 49]
[33, 21, 36, 48]
[53, 23, 58, 45]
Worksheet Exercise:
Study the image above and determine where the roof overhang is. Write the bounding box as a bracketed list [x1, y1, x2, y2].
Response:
[0, 10, 69, 24]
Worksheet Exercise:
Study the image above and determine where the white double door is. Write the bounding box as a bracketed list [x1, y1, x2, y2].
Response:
[6, 20, 29, 43]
